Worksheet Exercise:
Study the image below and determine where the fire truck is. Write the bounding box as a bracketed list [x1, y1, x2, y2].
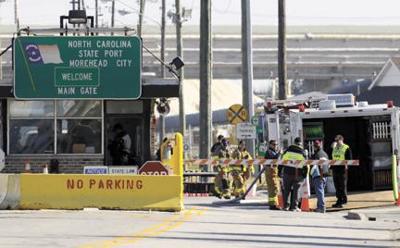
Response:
[262, 94, 399, 191]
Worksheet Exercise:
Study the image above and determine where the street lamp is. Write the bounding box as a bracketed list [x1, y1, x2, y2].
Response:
[169, 57, 184, 73]
[60, 9, 94, 35]
[142, 45, 185, 80]
[68, 10, 88, 24]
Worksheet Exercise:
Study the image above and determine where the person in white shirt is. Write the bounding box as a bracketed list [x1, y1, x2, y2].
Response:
[310, 140, 329, 213]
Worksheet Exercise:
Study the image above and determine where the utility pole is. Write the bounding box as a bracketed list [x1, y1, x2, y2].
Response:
[175, 0, 185, 137]
[111, 0, 115, 35]
[278, 0, 287, 100]
[199, 0, 212, 158]
[95, 0, 98, 29]
[160, 0, 166, 78]
[241, 0, 254, 155]
[159, 0, 166, 142]
[138, 0, 146, 37]
[14, 0, 19, 29]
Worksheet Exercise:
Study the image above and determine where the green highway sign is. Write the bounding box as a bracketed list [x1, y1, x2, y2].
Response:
[14, 36, 142, 99]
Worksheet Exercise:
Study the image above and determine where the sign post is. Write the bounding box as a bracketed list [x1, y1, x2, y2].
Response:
[14, 36, 142, 99]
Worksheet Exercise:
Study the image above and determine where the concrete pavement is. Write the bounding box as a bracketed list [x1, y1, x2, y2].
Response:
[321, 190, 395, 212]
[0, 197, 398, 248]
[241, 189, 396, 212]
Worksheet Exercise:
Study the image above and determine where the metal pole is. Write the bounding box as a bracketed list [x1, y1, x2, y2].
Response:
[80, 0, 85, 31]
[138, 0, 146, 37]
[111, 0, 115, 35]
[72, 0, 77, 33]
[160, 0, 166, 78]
[241, 0, 254, 156]
[199, 0, 212, 159]
[95, 0, 98, 29]
[14, 0, 18, 29]
[175, 0, 185, 137]
[159, 0, 166, 143]
[188, 125, 192, 159]
[278, 0, 287, 100]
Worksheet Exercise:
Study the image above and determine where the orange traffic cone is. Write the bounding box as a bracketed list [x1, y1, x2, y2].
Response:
[277, 190, 284, 209]
[277, 179, 284, 209]
[301, 197, 310, 212]
[396, 192, 400, 206]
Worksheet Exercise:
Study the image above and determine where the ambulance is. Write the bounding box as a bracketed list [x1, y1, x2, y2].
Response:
[262, 94, 399, 190]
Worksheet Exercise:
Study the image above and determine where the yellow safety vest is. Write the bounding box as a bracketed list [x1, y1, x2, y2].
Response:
[332, 144, 349, 160]
[282, 151, 304, 161]
[282, 149, 308, 175]
[240, 150, 252, 160]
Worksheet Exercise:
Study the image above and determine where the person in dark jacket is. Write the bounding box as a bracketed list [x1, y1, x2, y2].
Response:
[310, 140, 329, 213]
[281, 137, 307, 211]
[109, 124, 132, 165]
[264, 140, 281, 210]
[331, 134, 352, 208]
[211, 135, 225, 157]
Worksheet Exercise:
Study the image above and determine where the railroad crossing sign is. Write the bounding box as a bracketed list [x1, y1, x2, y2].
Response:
[226, 104, 248, 124]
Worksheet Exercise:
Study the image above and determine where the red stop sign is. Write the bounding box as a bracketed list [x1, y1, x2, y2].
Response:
[138, 161, 169, 176]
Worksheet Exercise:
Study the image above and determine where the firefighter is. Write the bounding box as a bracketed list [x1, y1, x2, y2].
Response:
[264, 139, 281, 210]
[214, 165, 231, 199]
[281, 137, 307, 211]
[331, 134, 352, 208]
[232, 140, 252, 163]
[230, 168, 245, 198]
[219, 138, 231, 159]
[231, 140, 253, 198]
[212, 138, 231, 199]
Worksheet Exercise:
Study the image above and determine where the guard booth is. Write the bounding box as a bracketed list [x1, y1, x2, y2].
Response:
[0, 30, 179, 173]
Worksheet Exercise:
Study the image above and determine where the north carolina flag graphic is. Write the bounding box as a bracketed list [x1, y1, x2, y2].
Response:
[24, 44, 63, 64]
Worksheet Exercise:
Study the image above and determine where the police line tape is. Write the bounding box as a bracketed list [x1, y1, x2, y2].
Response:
[184, 159, 359, 168]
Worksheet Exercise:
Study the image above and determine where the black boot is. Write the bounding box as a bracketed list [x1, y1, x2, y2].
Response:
[332, 201, 343, 208]
[269, 205, 281, 210]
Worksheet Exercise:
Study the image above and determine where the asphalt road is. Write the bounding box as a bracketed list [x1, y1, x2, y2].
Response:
[0, 198, 399, 248]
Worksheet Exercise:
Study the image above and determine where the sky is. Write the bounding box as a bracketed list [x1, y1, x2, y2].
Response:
[1, 0, 400, 27]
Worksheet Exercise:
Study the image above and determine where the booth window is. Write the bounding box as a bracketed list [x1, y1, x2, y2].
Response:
[9, 101, 55, 154]
[57, 101, 102, 154]
[8, 100, 102, 155]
